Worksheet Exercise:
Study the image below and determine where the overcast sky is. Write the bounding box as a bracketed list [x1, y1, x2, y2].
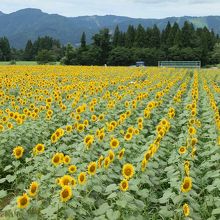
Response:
[0, 0, 219, 18]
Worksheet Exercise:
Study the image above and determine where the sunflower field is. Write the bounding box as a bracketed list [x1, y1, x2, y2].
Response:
[0, 66, 220, 220]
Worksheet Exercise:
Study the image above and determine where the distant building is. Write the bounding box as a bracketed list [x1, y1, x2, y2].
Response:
[136, 61, 145, 67]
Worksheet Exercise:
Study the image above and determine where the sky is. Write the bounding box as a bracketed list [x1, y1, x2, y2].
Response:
[0, 0, 220, 18]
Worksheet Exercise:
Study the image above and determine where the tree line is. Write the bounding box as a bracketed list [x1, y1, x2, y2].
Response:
[0, 21, 220, 66]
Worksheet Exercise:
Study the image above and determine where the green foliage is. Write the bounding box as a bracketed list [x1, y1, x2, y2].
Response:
[36, 50, 56, 64]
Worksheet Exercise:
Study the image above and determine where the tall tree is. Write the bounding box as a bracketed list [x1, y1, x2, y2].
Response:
[92, 28, 111, 64]
[0, 37, 11, 61]
[181, 21, 195, 48]
[112, 25, 120, 47]
[150, 25, 161, 48]
[161, 22, 172, 48]
[125, 25, 136, 48]
[80, 32, 86, 49]
[24, 40, 33, 61]
[135, 24, 146, 47]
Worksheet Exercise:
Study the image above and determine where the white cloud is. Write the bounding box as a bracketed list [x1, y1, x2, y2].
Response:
[0, 0, 219, 18]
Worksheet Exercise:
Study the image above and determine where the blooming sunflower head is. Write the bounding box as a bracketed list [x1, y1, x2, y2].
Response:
[122, 163, 135, 180]
[68, 165, 77, 174]
[13, 146, 24, 159]
[110, 138, 119, 149]
[178, 146, 187, 155]
[29, 181, 39, 197]
[51, 153, 61, 166]
[17, 193, 30, 209]
[60, 185, 72, 202]
[124, 132, 132, 141]
[118, 148, 125, 160]
[181, 177, 192, 193]
[63, 155, 71, 165]
[182, 203, 190, 217]
[34, 144, 45, 155]
[88, 162, 97, 175]
[119, 179, 129, 192]
[104, 157, 111, 169]
[78, 172, 87, 185]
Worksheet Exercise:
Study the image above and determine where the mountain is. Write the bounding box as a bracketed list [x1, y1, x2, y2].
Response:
[0, 8, 220, 48]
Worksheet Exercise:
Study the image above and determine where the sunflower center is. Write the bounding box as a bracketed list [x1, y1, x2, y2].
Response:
[20, 197, 28, 206]
[183, 181, 190, 189]
[16, 149, 22, 156]
[54, 156, 60, 163]
[125, 168, 131, 176]
[31, 186, 37, 193]
[62, 189, 69, 198]
[80, 175, 84, 182]
[90, 165, 95, 172]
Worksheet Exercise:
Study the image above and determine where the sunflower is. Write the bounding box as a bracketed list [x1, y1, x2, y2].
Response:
[144, 151, 151, 161]
[70, 177, 77, 188]
[98, 133, 105, 141]
[17, 193, 30, 209]
[124, 132, 132, 141]
[35, 144, 45, 154]
[137, 117, 143, 124]
[98, 155, 104, 168]
[118, 148, 125, 160]
[178, 146, 187, 155]
[51, 134, 58, 143]
[13, 146, 24, 159]
[188, 126, 196, 136]
[88, 162, 97, 175]
[60, 175, 72, 187]
[182, 203, 190, 217]
[84, 120, 89, 127]
[51, 153, 61, 166]
[181, 177, 192, 193]
[7, 123, 13, 129]
[77, 124, 85, 132]
[184, 165, 190, 176]
[68, 165, 77, 173]
[127, 127, 134, 134]
[60, 185, 72, 202]
[63, 155, 71, 165]
[84, 135, 94, 148]
[122, 163, 135, 180]
[29, 181, 39, 197]
[66, 125, 73, 133]
[110, 138, 119, 149]
[98, 114, 105, 120]
[78, 172, 87, 185]
[108, 150, 115, 162]
[141, 159, 148, 172]
[191, 138, 197, 146]
[138, 123, 143, 130]
[104, 157, 111, 169]
[119, 179, 129, 192]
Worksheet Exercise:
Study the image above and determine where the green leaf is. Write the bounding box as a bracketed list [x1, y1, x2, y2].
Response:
[94, 203, 110, 216]
[107, 192, 117, 199]
[0, 178, 6, 184]
[116, 199, 127, 208]
[0, 190, 7, 199]
[93, 185, 103, 193]
[134, 199, 145, 209]
[105, 184, 118, 193]
[212, 208, 220, 215]
[106, 209, 120, 220]
[6, 174, 16, 183]
[4, 165, 12, 171]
